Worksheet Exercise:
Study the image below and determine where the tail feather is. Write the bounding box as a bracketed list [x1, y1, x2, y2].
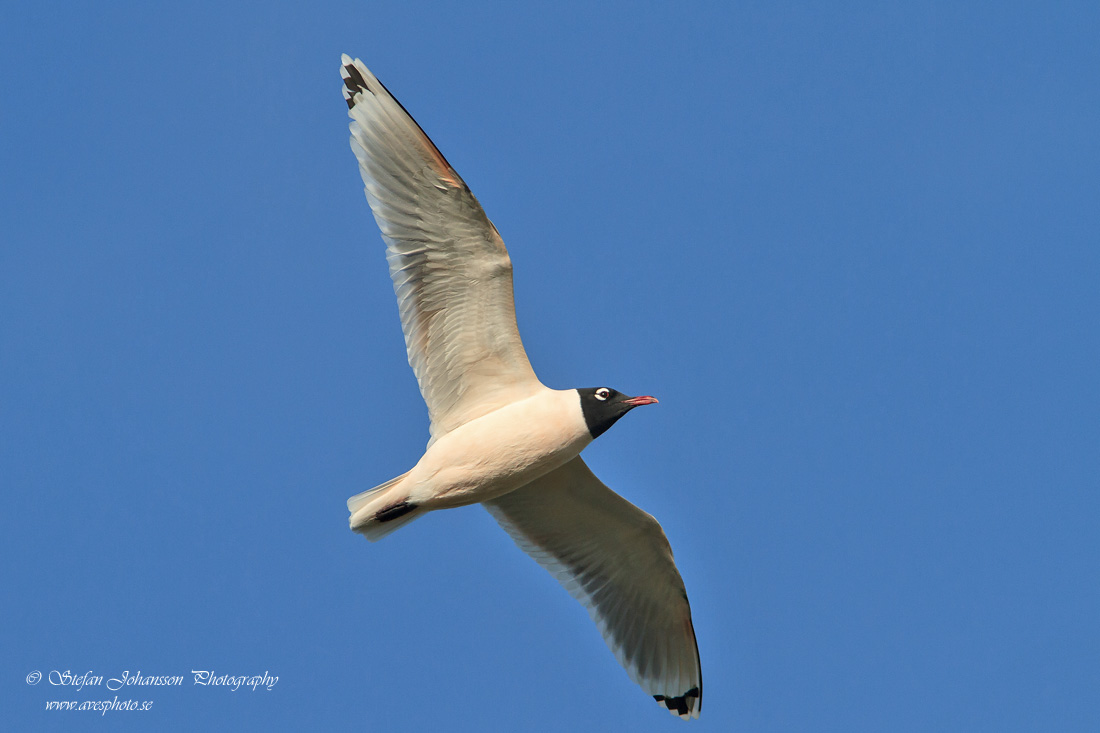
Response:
[347, 471, 425, 542]
[347, 472, 408, 514]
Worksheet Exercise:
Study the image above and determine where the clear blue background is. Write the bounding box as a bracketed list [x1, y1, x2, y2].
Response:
[3, 2, 1098, 731]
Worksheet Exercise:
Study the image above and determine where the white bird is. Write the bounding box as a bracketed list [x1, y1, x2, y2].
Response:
[340, 55, 702, 720]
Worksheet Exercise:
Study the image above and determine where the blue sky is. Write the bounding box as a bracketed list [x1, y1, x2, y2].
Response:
[3, 1, 1099, 731]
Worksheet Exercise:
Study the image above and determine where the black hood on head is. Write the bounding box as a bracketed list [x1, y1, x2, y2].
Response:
[577, 387, 656, 439]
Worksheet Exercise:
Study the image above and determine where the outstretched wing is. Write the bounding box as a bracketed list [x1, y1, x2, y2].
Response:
[342, 55, 542, 441]
[484, 457, 702, 719]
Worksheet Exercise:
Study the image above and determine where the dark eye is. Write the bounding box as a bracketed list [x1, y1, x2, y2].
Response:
[595, 388, 611, 401]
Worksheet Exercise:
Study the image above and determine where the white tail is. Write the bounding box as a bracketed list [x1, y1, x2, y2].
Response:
[347, 471, 424, 542]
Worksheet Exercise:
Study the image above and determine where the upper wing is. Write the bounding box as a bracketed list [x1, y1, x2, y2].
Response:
[484, 457, 702, 719]
[341, 55, 542, 441]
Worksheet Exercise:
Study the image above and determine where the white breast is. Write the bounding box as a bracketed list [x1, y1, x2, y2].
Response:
[405, 388, 591, 508]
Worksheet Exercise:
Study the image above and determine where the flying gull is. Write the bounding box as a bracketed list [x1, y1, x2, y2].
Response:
[340, 55, 702, 719]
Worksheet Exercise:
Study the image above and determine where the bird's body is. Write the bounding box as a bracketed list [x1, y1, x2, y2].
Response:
[340, 54, 703, 719]
[406, 388, 594, 508]
[349, 388, 591, 530]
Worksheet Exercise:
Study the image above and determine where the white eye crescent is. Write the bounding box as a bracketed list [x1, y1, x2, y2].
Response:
[595, 388, 611, 401]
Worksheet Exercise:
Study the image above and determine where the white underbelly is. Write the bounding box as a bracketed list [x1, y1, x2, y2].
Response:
[406, 390, 590, 508]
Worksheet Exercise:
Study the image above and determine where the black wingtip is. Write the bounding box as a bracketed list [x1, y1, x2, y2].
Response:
[654, 686, 701, 718]
[342, 62, 372, 109]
